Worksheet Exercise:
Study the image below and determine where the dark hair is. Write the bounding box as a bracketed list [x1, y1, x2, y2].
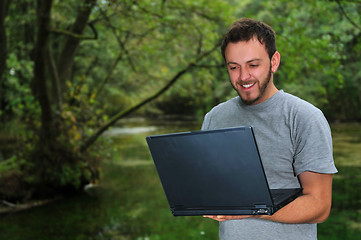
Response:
[221, 18, 277, 60]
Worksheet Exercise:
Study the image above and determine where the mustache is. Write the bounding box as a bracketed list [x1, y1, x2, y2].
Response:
[237, 80, 257, 85]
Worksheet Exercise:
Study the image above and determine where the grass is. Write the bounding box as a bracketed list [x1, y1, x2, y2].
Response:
[318, 123, 361, 239]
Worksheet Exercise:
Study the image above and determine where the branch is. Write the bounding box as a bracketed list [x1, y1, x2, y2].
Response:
[80, 63, 194, 152]
[57, 0, 97, 85]
[131, 0, 163, 19]
[335, 0, 361, 30]
[85, 56, 98, 76]
[98, 7, 136, 71]
[168, 2, 222, 23]
[80, 41, 221, 152]
[94, 54, 122, 99]
[334, 0, 361, 3]
[50, 22, 98, 40]
[0, 199, 58, 213]
[47, 45, 62, 111]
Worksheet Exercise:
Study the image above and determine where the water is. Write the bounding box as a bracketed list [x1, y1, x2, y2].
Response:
[0, 118, 218, 240]
[0, 120, 360, 239]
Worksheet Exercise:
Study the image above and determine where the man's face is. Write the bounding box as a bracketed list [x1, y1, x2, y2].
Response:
[225, 38, 280, 105]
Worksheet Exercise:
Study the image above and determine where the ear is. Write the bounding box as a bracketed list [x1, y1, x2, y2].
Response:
[271, 51, 281, 73]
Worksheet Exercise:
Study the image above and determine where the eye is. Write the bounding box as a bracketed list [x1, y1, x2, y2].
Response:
[249, 64, 259, 68]
[229, 65, 239, 71]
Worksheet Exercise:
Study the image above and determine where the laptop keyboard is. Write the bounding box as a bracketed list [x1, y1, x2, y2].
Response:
[271, 190, 287, 202]
[272, 192, 285, 199]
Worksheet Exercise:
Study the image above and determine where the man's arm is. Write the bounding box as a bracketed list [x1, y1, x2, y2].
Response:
[204, 171, 333, 224]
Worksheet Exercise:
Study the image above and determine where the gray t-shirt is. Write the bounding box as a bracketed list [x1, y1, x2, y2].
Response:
[201, 90, 337, 240]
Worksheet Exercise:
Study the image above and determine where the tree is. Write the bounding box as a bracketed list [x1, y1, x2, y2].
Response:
[0, 0, 9, 119]
[0, 0, 234, 201]
[3, 0, 360, 203]
[248, 0, 361, 120]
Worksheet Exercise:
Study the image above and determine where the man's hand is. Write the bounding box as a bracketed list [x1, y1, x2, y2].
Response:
[203, 171, 333, 224]
[203, 215, 251, 222]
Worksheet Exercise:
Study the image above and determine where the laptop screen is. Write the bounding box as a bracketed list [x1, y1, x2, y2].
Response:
[146, 127, 274, 210]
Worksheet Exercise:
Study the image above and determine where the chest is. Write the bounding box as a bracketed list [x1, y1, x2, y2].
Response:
[208, 107, 300, 188]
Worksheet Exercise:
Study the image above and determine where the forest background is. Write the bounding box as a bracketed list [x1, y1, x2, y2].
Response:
[0, 0, 360, 205]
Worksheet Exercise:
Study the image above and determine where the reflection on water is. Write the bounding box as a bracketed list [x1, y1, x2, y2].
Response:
[0, 120, 360, 240]
[104, 126, 157, 136]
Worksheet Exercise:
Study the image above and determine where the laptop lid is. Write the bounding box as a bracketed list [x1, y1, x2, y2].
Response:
[146, 126, 300, 216]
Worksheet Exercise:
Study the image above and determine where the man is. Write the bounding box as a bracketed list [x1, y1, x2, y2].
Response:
[202, 18, 338, 240]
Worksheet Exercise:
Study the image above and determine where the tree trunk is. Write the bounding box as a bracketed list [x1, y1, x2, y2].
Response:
[0, 0, 9, 119]
[32, 0, 54, 142]
[56, 0, 97, 90]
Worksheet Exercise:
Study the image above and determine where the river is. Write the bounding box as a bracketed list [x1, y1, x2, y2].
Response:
[0, 119, 360, 239]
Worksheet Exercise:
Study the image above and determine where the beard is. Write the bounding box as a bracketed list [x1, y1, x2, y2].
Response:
[232, 66, 272, 105]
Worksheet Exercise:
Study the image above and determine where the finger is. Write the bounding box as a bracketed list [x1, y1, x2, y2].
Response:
[203, 215, 222, 221]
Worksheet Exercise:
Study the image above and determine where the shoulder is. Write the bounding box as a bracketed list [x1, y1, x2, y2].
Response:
[277, 92, 331, 144]
[281, 92, 337, 175]
[281, 92, 317, 110]
[202, 96, 241, 130]
[205, 96, 240, 117]
[281, 92, 324, 120]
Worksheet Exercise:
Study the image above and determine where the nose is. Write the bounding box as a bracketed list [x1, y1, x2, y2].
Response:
[239, 67, 251, 81]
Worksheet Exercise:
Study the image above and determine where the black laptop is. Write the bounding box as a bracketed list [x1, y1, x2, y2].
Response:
[146, 126, 302, 216]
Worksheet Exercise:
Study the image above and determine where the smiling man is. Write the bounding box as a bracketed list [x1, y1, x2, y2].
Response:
[226, 39, 278, 105]
[201, 18, 337, 240]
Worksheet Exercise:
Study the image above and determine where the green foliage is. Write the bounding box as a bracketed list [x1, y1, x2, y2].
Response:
[1, 71, 105, 200]
[1, 0, 361, 201]
[255, 0, 361, 119]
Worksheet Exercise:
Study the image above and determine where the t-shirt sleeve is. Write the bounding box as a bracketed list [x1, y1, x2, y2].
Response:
[201, 112, 211, 130]
[292, 108, 338, 175]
